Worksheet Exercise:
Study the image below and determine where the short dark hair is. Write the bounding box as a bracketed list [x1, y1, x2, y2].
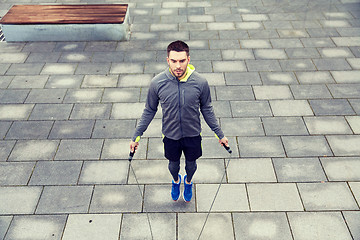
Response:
[167, 40, 189, 56]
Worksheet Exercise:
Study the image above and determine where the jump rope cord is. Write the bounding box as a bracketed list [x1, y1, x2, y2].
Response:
[197, 145, 232, 240]
[129, 151, 154, 240]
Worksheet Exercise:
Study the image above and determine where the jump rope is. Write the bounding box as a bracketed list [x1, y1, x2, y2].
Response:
[128, 143, 232, 240]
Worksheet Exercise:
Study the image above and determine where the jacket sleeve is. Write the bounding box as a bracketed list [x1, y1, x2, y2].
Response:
[200, 80, 225, 139]
[132, 81, 159, 142]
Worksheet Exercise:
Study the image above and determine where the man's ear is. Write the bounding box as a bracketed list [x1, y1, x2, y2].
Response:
[188, 56, 190, 63]
[166, 57, 170, 65]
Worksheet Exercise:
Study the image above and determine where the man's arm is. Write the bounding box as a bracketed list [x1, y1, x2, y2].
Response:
[199, 80, 228, 145]
[130, 81, 159, 151]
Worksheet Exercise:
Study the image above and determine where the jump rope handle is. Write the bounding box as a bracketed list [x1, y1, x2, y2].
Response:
[128, 150, 135, 161]
[223, 144, 232, 154]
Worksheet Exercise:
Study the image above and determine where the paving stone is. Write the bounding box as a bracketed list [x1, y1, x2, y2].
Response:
[247, 183, 303, 211]
[347, 58, 360, 69]
[270, 38, 303, 48]
[221, 49, 253, 60]
[295, 71, 335, 84]
[0, 216, 12, 240]
[200, 73, 226, 85]
[62, 214, 121, 240]
[328, 83, 360, 98]
[216, 86, 254, 100]
[285, 48, 320, 58]
[319, 47, 354, 58]
[332, 36, 360, 46]
[301, 37, 336, 47]
[349, 99, 360, 114]
[85, 41, 118, 52]
[288, 212, 353, 240]
[219, 30, 249, 40]
[23, 42, 56, 52]
[110, 63, 145, 74]
[224, 72, 261, 85]
[29, 104, 73, 120]
[343, 211, 360, 240]
[8, 140, 59, 161]
[0, 162, 34, 185]
[227, 158, 276, 182]
[193, 159, 227, 184]
[0, 53, 28, 64]
[220, 117, 264, 136]
[331, 70, 360, 83]
[282, 136, 333, 157]
[238, 136, 285, 158]
[26, 52, 61, 63]
[102, 88, 140, 102]
[6, 63, 44, 75]
[5, 121, 52, 140]
[70, 104, 111, 119]
[346, 116, 360, 134]
[45, 75, 83, 88]
[201, 136, 238, 158]
[233, 212, 293, 240]
[196, 184, 249, 211]
[0, 140, 15, 161]
[260, 72, 298, 85]
[146, 137, 166, 159]
[178, 213, 233, 240]
[280, 59, 317, 71]
[101, 139, 147, 160]
[92, 120, 135, 138]
[254, 49, 287, 60]
[9, 75, 48, 88]
[29, 161, 82, 186]
[270, 100, 313, 116]
[304, 116, 353, 134]
[0, 64, 10, 75]
[79, 161, 128, 184]
[89, 185, 143, 213]
[26, 89, 66, 103]
[145, 185, 195, 212]
[290, 84, 332, 99]
[81, 75, 118, 88]
[0, 186, 42, 214]
[309, 99, 355, 115]
[349, 181, 360, 205]
[262, 117, 308, 136]
[64, 89, 103, 103]
[321, 157, 360, 181]
[41, 63, 77, 75]
[128, 160, 170, 184]
[212, 61, 246, 72]
[49, 120, 94, 139]
[55, 139, 103, 160]
[93, 51, 125, 62]
[0, 89, 28, 104]
[313, 58, 352, 70]
[247, 60, 282, 71]
[121, 213, 175, 240]
[54, 42, 86, 52]
[5, 215, 66, 240]
[327, 135, 360, 156]
[240, 39, 272, 48]
[0, 76, 13, 89]
[111, 102, 146, 119]
[36, 186, 93, 214]
[231, 101, 272, 117]
[298, 182, 358, 210]
[273, 157, 327, 182]
[253, 85, 293, 100]
[58, 52, 92, 63]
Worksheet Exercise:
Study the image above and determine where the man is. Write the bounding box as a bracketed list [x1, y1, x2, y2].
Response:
[130, 40, 228, 202]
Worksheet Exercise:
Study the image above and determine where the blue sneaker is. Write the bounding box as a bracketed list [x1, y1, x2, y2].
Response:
[171, 174, 181, 201]
[183, 175, 193, 202]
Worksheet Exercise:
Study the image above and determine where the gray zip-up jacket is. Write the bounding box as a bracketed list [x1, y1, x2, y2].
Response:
[132, 64, 224, 141]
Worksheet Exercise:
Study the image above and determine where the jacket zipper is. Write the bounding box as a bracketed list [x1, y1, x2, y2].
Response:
[177, 80, 184, 137]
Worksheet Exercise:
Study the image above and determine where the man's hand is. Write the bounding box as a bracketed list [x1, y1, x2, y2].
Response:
[130, 141, 139, 153]
[219, 136, 229, 147]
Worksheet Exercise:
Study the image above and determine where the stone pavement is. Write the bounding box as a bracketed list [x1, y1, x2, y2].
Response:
[0, 0, 360, 239]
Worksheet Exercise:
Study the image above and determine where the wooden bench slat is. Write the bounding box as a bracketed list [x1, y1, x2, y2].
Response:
[0, 4, 128, 24]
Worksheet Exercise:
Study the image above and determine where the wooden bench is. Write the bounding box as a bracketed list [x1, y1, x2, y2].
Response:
[0, 4, 130, 42]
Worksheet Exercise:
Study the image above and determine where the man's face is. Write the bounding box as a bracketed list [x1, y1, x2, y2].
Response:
[167, 51, 190, 78]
